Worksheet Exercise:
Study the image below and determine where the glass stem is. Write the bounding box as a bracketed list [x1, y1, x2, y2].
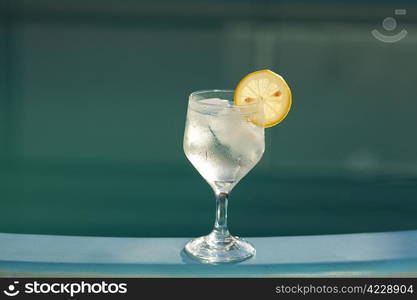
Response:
[206, 192, 233, 248]
[214, 192, 229, 235]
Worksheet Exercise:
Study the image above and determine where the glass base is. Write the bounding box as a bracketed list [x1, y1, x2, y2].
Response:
[184, 234, 255, 263]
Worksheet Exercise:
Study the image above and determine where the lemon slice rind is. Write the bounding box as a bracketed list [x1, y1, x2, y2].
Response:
[234, 69, 292, 128]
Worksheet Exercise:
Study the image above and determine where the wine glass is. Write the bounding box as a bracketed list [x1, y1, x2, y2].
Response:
[183, 90, 265, 263]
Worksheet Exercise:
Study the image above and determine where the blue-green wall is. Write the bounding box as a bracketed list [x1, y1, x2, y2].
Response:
[1, 0, 417, 237]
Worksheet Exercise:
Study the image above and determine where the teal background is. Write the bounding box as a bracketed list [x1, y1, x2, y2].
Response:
[1, 0, 417, 237]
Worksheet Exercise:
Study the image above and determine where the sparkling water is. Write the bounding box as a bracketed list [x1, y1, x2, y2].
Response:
[184, 98, 265, 192]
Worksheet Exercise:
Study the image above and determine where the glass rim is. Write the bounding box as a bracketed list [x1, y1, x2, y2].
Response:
[189, 89, 259, 111]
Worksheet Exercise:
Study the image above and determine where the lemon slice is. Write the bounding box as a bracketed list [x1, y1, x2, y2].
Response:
[234, 69, 292, 128]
